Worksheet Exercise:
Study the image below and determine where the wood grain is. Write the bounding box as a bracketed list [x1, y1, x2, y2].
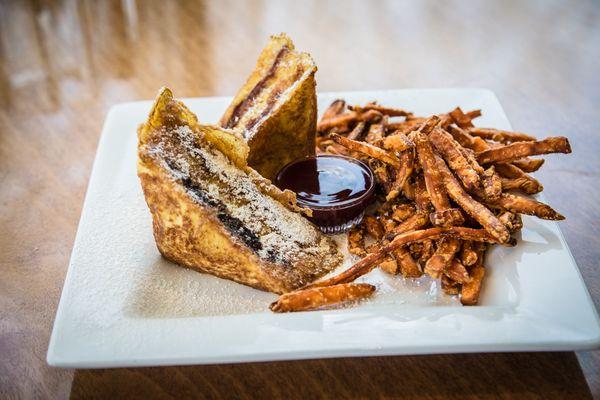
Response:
[0, 0, 598, 398]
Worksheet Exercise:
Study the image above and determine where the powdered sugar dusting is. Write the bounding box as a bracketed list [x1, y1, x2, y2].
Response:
[149, 125, 332, 269]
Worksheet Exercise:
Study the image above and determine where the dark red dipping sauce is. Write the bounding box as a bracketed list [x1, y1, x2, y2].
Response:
[275, 155, 375, 233]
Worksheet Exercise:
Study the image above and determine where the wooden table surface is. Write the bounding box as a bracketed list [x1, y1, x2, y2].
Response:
[1, 0, 599, 398]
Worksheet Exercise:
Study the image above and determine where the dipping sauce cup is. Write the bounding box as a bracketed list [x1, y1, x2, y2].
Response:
[275, 155, 375, 234]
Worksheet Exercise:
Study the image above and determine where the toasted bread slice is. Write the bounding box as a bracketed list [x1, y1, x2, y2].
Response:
[220, 33, 317, 181]
[138, 88, 342, 294]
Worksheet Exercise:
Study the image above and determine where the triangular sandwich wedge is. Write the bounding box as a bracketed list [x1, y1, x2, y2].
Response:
[138, 87, 342, 294]
[220, 33, 317, 181]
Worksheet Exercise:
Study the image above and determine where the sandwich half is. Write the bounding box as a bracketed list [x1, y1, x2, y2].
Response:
[220, 33, 317, 181]
[138, 87, 342, 294]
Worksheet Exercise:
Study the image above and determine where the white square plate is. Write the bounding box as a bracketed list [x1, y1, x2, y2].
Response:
[48, 89, 600, 368]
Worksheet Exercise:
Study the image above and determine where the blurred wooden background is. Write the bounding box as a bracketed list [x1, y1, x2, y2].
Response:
[1, 0, 599, 398]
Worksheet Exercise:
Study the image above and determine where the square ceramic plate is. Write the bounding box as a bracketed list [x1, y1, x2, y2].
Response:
[47, 89, 600, 368]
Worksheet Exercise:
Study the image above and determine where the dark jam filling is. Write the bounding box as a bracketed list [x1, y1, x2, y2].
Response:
[275, 155, 375, 229]
[179, 174, 263, 254]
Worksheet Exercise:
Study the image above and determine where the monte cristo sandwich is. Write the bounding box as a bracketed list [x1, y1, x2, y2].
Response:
[137, 87, 342, 294]
[220, 33, 317, 181]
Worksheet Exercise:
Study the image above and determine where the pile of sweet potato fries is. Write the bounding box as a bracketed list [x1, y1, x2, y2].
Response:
[269, 100, 571, 313]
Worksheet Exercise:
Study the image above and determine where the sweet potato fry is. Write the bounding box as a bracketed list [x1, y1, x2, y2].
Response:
[385, 211, 429, 240]
[494, 163, 543, 194]
[402, 179, 416, 201]
[449, 107, 476, 128]
[429, 128, 481, 190]
[489, 193, 565, 220]
[321, 99, 346, 121]
[465, 109, 482, 120]
[349, 102, 412, 117]
[497, 211, 523, 233]
[379, 256, 399, 275]
[270, 283, 376, 312]
[441, 275, 460, 295]
[467, 127, 535, 143]
[386, 150, 414, 201]
[461, 266, 485, 305]
[477, 137, 571, 164]
[436, 156, 511, 243]
[447, 125, 490, 152]
[414, 175, 433, 212]
[348, 225, 366, 256]
[444, 258, 471, 284]
[460, 243, 486, 305]
[500, 177, 541, 195]
[382, 133, 414, 152]
[418, 240, 435, 265]
[387, 119, 424, 135]
[366, 123, 385, 145]
[381, 217, 397, 234]
[346, 121, 366, 141]
[331, 133, 400, 167]
[391, 203, 416, 222]
[481, 166, 502, 201]
[363, 215, 385, 240]
[412, 123, 464, 227]
[394, 248, 422, 277]
[373, 164, 393, 193]
[317, 111, 358, 132]
[424, 237, 461, 278]
[306, 227, 501, 290]
[459, 241, 478, 267]
[512, 157, 545, 172]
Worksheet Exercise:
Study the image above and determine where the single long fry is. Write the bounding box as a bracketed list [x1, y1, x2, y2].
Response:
[317, 111, 358, 131]
[331, 133, 400, 167]
[467, 127, 535, 143]
[346, 121, 366, 141]
[494, 163, 543, 194]
[429, 128, 481, 190]
[512, 157, 545, 172]
[321, 99, 346, 121]
[436, 156, 511, 243]
[489, 193, 565, 220]
[477, 137, 571, 164]
[447, 125, 490, 152]
[270, 283, 376, 313]
[386, 149, 414, 201]
[306, 227, 500, 289]
[424, 237, 461, 278]
[412, 123, 464, 227]
[349, 102, 412, 117]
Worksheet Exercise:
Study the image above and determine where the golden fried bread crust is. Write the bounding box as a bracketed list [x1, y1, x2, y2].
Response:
[138, 88, 342, 294]
[220, 33, 317, 181]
